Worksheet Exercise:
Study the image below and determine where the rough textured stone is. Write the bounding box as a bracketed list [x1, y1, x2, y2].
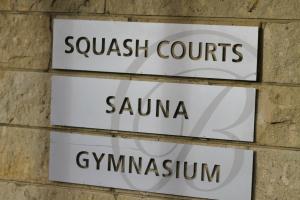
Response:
[255, 149, 300, 200]
[107, 0, 300, 19]
[0, 0, 12, 10]
[130, 16, 259, 27]
[15, 0, 105, 13]
[0, 126, 49, 182]
[0, 181, 114, 200]
[0, 14, 50, 70]
[256, 85, 300, 148]
[0, 71, 50, 126]
[56, 15, 129, 22]
[263, 22, 300, 84]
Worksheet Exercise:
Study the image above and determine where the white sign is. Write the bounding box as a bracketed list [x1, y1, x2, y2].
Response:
[49, 131, 253, 200]
[51, 76, 256, 142]
[52, 19, 258, 81]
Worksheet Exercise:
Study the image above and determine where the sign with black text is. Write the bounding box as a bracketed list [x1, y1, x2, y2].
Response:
[52, 19, 258, 81]
[51, 76, 256, 142]
[49, 132, 253, 200]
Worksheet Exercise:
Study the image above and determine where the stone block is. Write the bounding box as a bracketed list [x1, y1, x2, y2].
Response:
[0, 14, 50, 70]
[255, 148, 300, 200]
[0, 71, 50, 126]
[256, 85, 300, 148]
[0, 181, 114, 200]
[2, 0, 105, 13]
[0, 0, 11, 10]
[263, 22, 300, 84]
[0, 126, 49, 182]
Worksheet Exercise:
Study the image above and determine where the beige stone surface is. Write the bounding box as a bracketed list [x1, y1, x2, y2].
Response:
[0, 126, 49, 182]
[107, 0, 300, 19]
[0, 181, 114, 200]
[0, 71, 50, 126]
[263, 22, 300, 84]
[0, 14, 50, 70]
[0, 0, 12, 10]
[256, 85, 300, 148]
[255, 148, 300, 200]
[130, 16, 259, 27]
[15, 0, 105, 13]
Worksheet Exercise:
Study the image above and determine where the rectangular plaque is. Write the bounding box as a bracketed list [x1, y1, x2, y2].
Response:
[51, 76, 256, 142]
[49, 131, 253, 200]
[52, 19, 258, 81]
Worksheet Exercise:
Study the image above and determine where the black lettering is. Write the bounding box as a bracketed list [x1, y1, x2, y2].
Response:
[157, 40, 170, 59]
[119, 97, 133, 115]
[92, 152, 105, 170]
[93, 37, 105, 55]
[171, 41, 186, 59]
[189, 42, 202, 60]
[76, 37, 90, 58]
[108, 154, 125, 172]
[129, 156, 142, 174]
[76, 151, 89, 169]
[123, 39, 133, 57]
[218, 43, 231, 62]
[156, 99, 169, 118]
[65, 36, 74, 53]
[201, 164, 221, 183]
[138, 98, 151, 116]
[184, 162, 197, 180]
[232, 44, 243, 62]
[107, 38, 121, 56]
[136, 40, 148, 57]
[162, 160, 173, 177]
[176, 161, 180, 178]
[106, 96, 116, 113]
[173, 101, 188, 119]
[144, 158, 159, 176]
[205, 43, 217, 61]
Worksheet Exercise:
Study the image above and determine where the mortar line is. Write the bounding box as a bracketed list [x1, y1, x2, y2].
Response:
[1, 67, 300, 88]
[0, 179, 113, 196]
[0, 179, 198, 200]
[0, 9, 300, 23]
[104, 0, 108, 14]
[1, 123, 299, 152]
[109, 13, 300, 22]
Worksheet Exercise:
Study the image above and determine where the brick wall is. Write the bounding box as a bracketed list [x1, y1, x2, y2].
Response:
[0, 1, 299, 199]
